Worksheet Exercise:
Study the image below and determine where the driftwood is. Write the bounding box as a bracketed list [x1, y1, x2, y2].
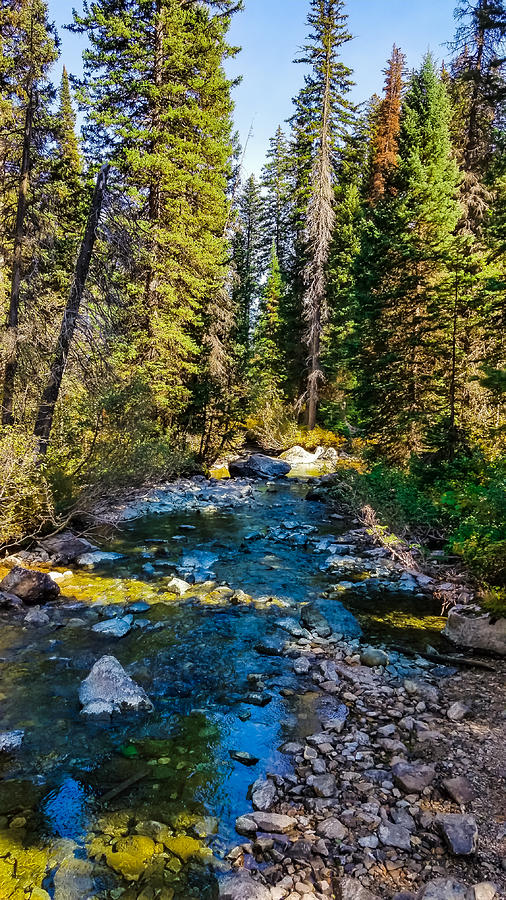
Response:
[100, 767, 149, 804]
[424, 646, 496, 672]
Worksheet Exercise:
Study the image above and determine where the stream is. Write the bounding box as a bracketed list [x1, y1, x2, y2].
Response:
[0, 474, 447, 899]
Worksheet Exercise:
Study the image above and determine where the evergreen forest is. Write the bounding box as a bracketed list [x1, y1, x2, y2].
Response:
[1, 0, 505, 595]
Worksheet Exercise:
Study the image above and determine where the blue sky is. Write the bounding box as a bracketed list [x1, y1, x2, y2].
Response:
[49, 0, 458, 175]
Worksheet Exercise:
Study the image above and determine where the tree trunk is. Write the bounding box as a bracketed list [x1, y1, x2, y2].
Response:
[2, 90, 33, 425]
[34, 164, 110, 455]
[303, 44, 335, 430]
[448, 270, 459, 460]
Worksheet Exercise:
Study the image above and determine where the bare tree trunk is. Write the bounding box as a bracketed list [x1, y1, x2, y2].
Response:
[33, 164, 110, 455]
[2, 90, 33, 425]
[303, 47, 335, 430]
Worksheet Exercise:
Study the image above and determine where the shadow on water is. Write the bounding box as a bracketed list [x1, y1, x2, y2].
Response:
[0, 478, 447, 897]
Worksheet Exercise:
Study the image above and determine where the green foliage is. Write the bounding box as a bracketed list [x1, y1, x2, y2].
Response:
[0, 427, 55, 545]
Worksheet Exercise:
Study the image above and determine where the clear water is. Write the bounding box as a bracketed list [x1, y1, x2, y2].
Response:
[0, 479, 446, 899]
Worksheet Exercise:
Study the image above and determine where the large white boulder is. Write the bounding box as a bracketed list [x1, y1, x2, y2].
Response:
[79, 656, 153, 719]
[443, 604, 506, 656]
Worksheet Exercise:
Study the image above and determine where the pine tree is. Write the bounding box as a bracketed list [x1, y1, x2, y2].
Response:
[261, 127, 294, 274]
[250, 242, 284, 396]
[450, 0, 506, 231]
[0, 0, 58, 425]
[72, 0, 237, 425]
[292, 0, 354, 428]
[232, 174, 264, 358]
[354, 55, 461, 459]
[370, 45, 406, 202]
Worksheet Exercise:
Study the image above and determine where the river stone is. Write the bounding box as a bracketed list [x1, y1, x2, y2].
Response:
[447, 701, 470, 722]
[444, 604, 506, 656]
[307, 773, 337, 798]
[442, 776, 475, 805]
[251, 779, 276, 811]
[38, 531, 95, 563]
[77, 551, 124, 566]
[79, 655, 153, 718]
[251, 811, 294, 833]
[300, 604, 332, 638]
[229, 454, 290, 479]
[0, 566, 60, 605]
[53, 855, 96, 899]
[392, 761, 436, 793]
[280, 446, 319, 465]
[24, 607, 50, 626]
[167, 577, 191, 596]
[92, 615, 133, 638]
[467, 884, 497, 900]
[436, 813, 478, 855]
[235, 815, 257, 836]
[417, 880, 468, 900]
[378, 822, 412, 850]
[317, 817, 347, 841]
[0, 731, 24, 753]
[230, 750, 259, 766]
[337, 877, 379, 899]
[219, 872, 272, 900]
[293, 656, 311, 674]
[360, 647, 389, 668]
[105, 834, 156, 881]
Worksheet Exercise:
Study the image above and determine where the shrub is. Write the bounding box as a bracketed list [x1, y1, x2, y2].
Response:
[0, 426, 55, 546]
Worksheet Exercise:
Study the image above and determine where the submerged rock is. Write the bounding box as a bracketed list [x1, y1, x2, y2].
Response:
[0, 730, 24, 753]
[228, 454, 290, 479]
[92, 615, 133, 638]
[444, 604, 506, 656]
[77, 551, 124, 566]
[79, 655, 153, 719]
[230, 750, 259, 766]
[0, 566, 60, 605]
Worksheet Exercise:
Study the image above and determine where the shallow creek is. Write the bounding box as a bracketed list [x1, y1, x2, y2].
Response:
[0, 476, 447, 899]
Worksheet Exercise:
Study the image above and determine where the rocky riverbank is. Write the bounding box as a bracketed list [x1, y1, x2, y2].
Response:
[222, 615, 506, 900]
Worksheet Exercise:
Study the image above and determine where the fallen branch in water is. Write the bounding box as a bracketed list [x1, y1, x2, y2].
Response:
[100, 768, 149, 804]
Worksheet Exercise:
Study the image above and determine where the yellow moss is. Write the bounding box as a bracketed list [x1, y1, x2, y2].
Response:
[163, 835, 211, 862]
[105, 835, 156, 881]
[0, 832, 49, 898]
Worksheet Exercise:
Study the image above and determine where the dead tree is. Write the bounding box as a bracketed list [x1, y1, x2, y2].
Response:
[34, 164, 110, 456]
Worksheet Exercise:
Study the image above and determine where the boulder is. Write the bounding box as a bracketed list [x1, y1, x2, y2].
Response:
[0, 566, 60, 605]
[219, 872, 272, 900]
[0, 591, 25, 610]
[79, 655, 153, 719]
[0, 731, 24, 753]
[417, 880, 468, 900]
[228, 454, 290, 480]
[436, 813, 478, 855]
[392, 761, 436, 793]
[38, 531, 95, 563]
[337, 877, 379, 900]
[280, 446, 318, 465]
[300, 604, 332, 638]
[443, 604, 506, 656]
[77, 551, 124, 566]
